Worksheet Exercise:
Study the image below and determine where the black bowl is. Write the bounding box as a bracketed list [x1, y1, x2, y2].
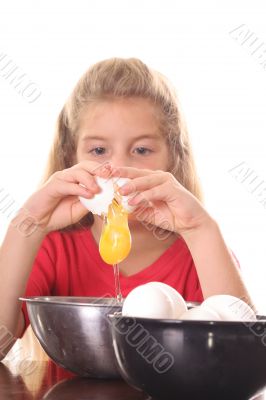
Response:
[109, 314, 266, 400]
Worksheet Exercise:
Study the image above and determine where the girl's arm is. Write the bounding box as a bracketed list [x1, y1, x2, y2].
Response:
[180, 216, 250, 302]
[0, 212, 46, 358]
[113, 166, 254, 309]
[0, 161, 110, 360]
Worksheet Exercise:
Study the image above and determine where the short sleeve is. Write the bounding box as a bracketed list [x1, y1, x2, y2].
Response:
[19, 234, 56, 338]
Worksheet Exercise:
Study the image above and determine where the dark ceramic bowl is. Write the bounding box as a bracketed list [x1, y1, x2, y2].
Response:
[20, 296, 122, 378]
[109, 314, 266, 400]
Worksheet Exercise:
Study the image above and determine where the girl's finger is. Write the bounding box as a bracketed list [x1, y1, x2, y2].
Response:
[118, 172, 169, 195]
[77, 160, 113, 178]
[59, 168, 101, 192]
[128, 182, 173, 206]
[111, 166, 156, 180]
[62, 183, 95, 198]
[48, 178, 97, 199]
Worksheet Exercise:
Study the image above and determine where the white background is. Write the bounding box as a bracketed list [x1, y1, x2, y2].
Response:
[0, 1, 266, 311]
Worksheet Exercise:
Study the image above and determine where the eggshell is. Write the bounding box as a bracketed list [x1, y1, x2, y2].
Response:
[202, 295, 256, 321]
[122, 284, 177, 319]
[145, 282, 187, 318]
[179, 306, 221, 321]
[113, 177, 137, 214]
[79, 176, 136, 215]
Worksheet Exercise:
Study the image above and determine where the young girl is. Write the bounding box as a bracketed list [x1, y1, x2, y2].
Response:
[0, 57, 252, 357]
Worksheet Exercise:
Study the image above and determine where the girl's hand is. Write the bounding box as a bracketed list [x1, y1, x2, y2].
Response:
[21, 161, 112, 233]
[112, 166, 211, 236]
[112, 166, 254, 305]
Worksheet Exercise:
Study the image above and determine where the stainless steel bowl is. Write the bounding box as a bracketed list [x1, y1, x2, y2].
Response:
[109, 313, 266, 400]
[20, 296, 122, 378]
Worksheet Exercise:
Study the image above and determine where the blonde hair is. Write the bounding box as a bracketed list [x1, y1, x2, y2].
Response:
[43, 57, 203, 228]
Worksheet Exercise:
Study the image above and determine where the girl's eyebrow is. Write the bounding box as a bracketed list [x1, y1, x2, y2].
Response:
[81, 135, 107, 142]
[81, 133, 162, 142]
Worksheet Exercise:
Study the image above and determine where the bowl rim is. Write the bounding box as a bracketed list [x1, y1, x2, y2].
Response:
[108, 312, 266, 326]
[18, 297, 198, 309]
[19, 296, 123, 307]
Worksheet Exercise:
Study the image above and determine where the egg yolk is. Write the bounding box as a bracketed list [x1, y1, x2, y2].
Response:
[99, 198, 132, 265]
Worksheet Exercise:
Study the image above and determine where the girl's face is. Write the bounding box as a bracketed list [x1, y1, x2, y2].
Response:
[76, 98, 170, 171]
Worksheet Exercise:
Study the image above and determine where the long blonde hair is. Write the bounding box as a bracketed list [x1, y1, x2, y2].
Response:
[42, 57, 203, 228]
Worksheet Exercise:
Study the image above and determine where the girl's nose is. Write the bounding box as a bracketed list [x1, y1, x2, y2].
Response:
[110, 154, 130, 168]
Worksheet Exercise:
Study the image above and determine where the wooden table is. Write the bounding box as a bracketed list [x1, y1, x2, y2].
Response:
[0, 359, 150, 399]
[0, 358, 265, 399]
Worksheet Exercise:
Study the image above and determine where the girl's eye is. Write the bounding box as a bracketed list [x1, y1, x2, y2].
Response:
[134, 147, 152, 155]
[89, 147, 106, 155]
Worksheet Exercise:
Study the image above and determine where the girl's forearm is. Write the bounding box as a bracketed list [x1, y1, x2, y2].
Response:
[181, 217, 254, 308]
[0, 211, 45, 346]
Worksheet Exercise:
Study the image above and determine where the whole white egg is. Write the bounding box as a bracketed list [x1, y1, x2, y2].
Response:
[122, 284, 178, 319]
[145, 282, 187, 318]
[179, 306, 221, 321]
[202, 295, 256, 321]
[79, 176, 136, 215]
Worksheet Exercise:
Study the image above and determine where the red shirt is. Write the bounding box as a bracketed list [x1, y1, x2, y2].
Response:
[21, 228, 203, 334]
